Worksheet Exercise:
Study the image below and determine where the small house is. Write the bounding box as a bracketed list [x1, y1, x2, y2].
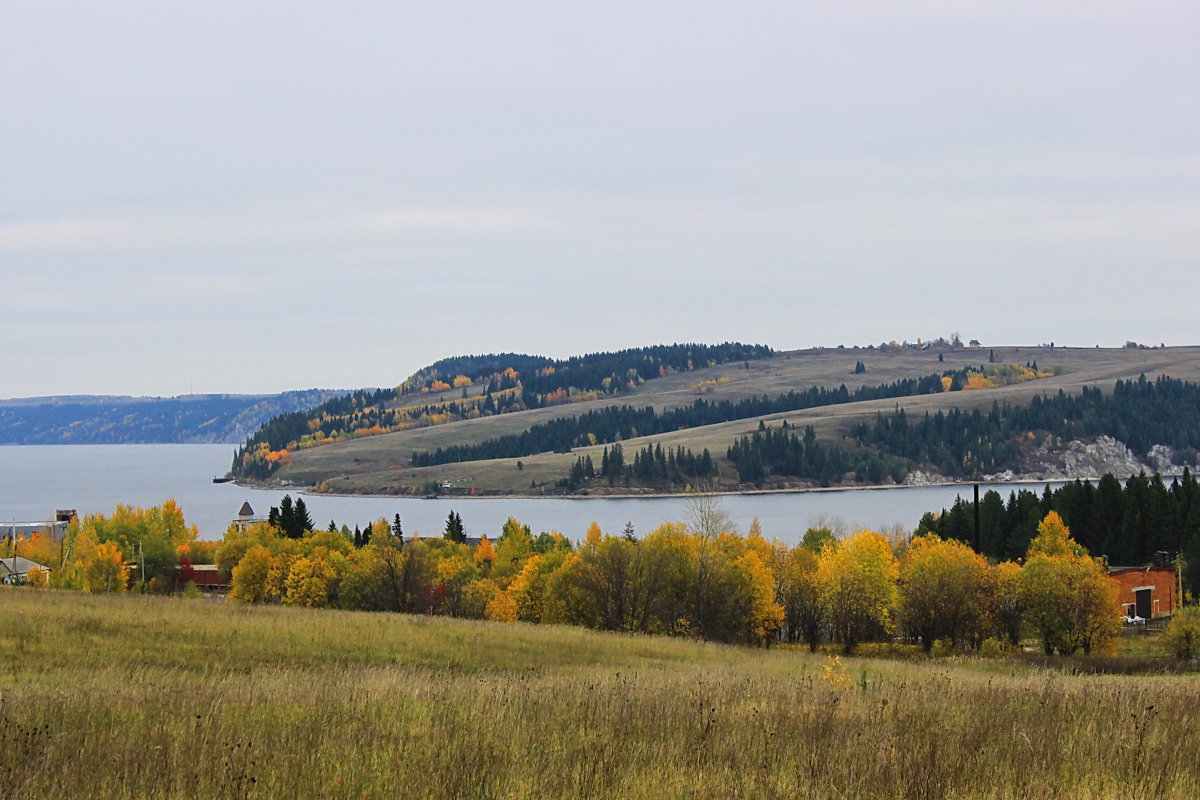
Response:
[0, 556, 51, 585]
[232, 501, 266, 532]
[184, 565, 229, 593]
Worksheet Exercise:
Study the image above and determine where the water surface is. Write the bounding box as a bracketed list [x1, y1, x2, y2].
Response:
[0, 444, 1040, 542]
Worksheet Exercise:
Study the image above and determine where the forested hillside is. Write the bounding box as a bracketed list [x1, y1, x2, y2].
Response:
[233, 342, 772, 478]
[852, 375, 1200, 478]
[408, 369, 971, 467]
[0, 390, 343, 445]
[238, 344, 1200, 496]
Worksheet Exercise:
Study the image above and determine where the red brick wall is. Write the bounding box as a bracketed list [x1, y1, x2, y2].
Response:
[1108, 566, 1176, 618]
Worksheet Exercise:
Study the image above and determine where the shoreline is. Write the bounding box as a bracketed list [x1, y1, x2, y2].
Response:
[243, 475, 1142, 502]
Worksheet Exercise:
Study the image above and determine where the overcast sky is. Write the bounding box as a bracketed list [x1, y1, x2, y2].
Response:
[3, 0, 1198, 398]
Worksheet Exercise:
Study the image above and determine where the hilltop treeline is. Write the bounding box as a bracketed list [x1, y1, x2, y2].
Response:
[852, 375, 1200, 478]
[562, 443, 717, 490]
[918, 470, 1200, 591]
[400, 343, 772, 398]
[233, 342, 772, 479]
[410, 368, 987, 468]
[727, 421, 908, 487]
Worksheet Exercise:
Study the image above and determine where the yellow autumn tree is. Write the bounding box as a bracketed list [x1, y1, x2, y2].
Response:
[474, 535, 497, 577]
[506, 552, 572, 622]
[80, 541, 128, 593]
[6, 529, 59, 571]
[992, 560, 1025, 646]
[492, 517, 534, 585]
[898, 534, 993, 651]
[817, 530, 899, 654]
[462, 578, 502, 618]
[1017, 512, 1120, 655]
[436, 549, 480, 617]
[283, 552, 335, 608]
[777, 543, 823, 650]
[584, 522, 603, 549]
[265, 552, 299, 601]
[24, 565, 49, 589]
[485, 590, 519, 622]
[230, 545, 273, 603]
[734, 550, 784, 644]
[1027, 511, 1085, 558]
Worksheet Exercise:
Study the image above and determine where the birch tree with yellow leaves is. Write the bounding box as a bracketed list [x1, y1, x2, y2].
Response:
[817, 530, 899, 654]
[1017, 512, 1121, 655]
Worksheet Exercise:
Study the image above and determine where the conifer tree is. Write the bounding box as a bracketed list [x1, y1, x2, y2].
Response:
[444, 510, 466, 544]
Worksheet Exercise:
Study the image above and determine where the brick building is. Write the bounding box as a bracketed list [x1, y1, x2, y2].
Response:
[1108, 565, 1178, 620]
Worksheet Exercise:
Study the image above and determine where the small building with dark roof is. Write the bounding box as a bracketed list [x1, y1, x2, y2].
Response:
[1, 556, 51, 584]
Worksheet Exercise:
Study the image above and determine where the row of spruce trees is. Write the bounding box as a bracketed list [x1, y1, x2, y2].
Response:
[561, 443, 718, 489]
[726, 421, 908, 487]
[916, 470, 1200, 594]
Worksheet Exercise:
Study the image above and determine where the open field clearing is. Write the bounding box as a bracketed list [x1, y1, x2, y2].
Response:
[277, 346, 1200, 494]
[3, 589, 1199, 799]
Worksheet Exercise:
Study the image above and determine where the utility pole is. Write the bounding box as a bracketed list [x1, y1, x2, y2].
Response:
[973, 483, 981, 554]
[8, 524, 17, 584]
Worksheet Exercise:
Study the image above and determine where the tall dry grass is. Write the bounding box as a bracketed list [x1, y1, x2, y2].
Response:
[2, 587, 1198, 799]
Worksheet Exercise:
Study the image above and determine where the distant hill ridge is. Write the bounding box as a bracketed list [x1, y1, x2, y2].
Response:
[0, 390, 348, 445]
[232, 342, 774, 478]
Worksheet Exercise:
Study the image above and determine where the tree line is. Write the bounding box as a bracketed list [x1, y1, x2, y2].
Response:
[562, 443, 718, 490]
[211, 507, 1122, 656]
[2, 498, 1135, 658]
[409, 367, 990, 469]
[917, 470, 1200, 594]
[726, 420, 909, 487]
[851, 375, 1200, 478]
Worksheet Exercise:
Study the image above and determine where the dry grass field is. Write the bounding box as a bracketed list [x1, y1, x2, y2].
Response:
[3, 588, 1199, 799]
[275, 345, 1200, 495]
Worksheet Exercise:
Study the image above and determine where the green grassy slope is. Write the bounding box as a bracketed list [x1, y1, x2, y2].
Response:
[275, 345, 1200, 495]
[3, 589, 1198, 799]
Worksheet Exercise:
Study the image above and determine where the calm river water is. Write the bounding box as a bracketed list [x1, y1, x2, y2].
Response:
[0, 444, 1039, 542]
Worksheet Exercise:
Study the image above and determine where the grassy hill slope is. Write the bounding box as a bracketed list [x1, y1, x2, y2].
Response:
[272, 344, 1200, 495]
[3, 589, 1198, 799]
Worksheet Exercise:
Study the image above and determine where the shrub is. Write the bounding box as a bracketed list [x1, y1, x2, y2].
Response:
[1162, 607, 1200, 660]
[931, 638, 954, 657]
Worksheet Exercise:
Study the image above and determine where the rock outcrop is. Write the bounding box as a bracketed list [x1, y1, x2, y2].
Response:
[979, 435, 1198, 483]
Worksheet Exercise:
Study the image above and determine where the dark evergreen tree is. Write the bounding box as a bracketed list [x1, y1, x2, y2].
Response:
[268, 494, 309, 539]
[294, 498, 314, 536]
[444, 510, 466, 544]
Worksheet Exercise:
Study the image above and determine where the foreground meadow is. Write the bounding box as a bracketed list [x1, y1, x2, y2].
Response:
[2, 589, 1197, 799]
